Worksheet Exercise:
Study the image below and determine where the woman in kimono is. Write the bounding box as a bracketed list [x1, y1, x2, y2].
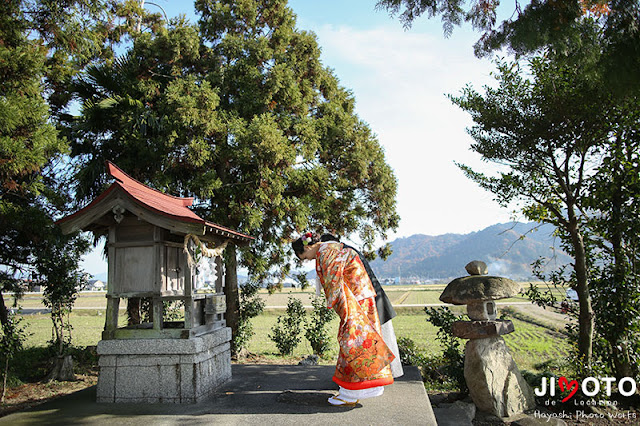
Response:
[320, 234, 403, 379]
[292, 232, 395, 406]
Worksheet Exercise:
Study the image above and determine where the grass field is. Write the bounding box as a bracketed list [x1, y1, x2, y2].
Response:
[9, 281, 567, 309]
[11, 282, 572, 375]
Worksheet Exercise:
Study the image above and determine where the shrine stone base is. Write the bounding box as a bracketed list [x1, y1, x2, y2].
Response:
[96, 327, 232, 403]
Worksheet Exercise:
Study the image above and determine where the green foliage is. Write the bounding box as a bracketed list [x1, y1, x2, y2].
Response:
[37, 232, 90, 356]
[0, 312, 28, 402]
[424, 306, 467, 394]
[0, 0, 119, 338]
[269, 296, 306, 356]
[397, 336, 428, 366]
[526, 259, 570, 309]
[590, 272, 640, 378]
[583, 99, 640, 379]
[3, 344, 98, 387]
[448, 39, 623, 366]
[138, 298, 185, 324]
[425, 307, 463, 354]
[450, 55, 608, 220]
[0, 0, 66, 324]
[233, 281, 265, 355]
[66, 0, 399, 341]
[5, 345, 54, 386]
[293, 272, 310, 291]
[397, 336, 461, 392]
[304, 297, 336, 357]
[163, 300, 184, 322]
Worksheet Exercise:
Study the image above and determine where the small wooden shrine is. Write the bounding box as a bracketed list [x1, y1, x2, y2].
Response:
[57, 161, 253, 403]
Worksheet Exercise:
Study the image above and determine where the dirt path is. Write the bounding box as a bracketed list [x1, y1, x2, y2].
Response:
[507, 303, 571, 332]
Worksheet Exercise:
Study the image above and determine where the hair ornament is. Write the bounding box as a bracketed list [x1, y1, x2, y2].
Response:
[302, 232, 313, 246]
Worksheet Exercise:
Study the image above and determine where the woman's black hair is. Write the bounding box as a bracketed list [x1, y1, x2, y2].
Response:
[320, 233, 339, 242]
[291, 232, 320, 256]
[291, 238, 304, 256]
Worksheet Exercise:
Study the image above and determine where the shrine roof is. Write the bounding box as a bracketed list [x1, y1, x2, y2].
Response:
[57, 161, 253, 243]
[106, 161, 203, 223]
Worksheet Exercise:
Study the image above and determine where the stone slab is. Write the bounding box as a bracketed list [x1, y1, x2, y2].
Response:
[433, 400, 476, 426]
[0, 365, 438, 426]
[97, 326, 231, 355]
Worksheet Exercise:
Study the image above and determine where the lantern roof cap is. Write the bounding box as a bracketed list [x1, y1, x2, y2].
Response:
[439, 275, 522, 305]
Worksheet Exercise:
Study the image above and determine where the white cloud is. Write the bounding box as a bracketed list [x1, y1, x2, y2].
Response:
[311, 24, 513, 237]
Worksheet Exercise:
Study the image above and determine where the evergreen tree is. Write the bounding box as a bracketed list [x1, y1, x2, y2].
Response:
[0, 0, 94, 325]
[586, 96, 640, 379]
[69, 0, 399, 337]
[0, 0, 128, 341]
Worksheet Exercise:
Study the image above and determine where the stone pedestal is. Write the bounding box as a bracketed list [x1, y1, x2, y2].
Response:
[464, 336, 536, 417]
[96, 327, 232, 403]
[452, 319, 515, 339]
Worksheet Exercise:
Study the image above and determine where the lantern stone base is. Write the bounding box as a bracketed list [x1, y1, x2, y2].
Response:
[464, 336, 536, 417]
[96, 327, 232, 403]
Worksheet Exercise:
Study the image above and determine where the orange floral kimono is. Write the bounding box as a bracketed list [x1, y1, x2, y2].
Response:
[315, 242, 395, 390]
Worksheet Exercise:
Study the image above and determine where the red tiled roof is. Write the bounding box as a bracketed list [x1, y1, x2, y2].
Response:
[107, 161, 203, 223]
[57, 161, 253, 242]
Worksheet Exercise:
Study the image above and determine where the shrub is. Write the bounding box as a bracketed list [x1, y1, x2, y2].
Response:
[305, 297, 336, 357]
[233, 281, 265, 356]
[1, 313, 28, 402]
[425, 306, 467, 394]
[397, 336, 461, 392]
[397, 336, 428, 366]
[269, 297, 306, 356]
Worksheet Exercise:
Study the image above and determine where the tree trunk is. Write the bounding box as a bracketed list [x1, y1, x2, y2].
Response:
[1, 358, 8, 404]
[570, 220, 594, 369]
[46, 354, 76, 382]
[57, 315, 64, 357]
[224, 244, 239, 340]
[612, 343, 633, 379]
[0, 291, 8, 326]
[127, 297, 141, 325]
[609, 163, 633, 379]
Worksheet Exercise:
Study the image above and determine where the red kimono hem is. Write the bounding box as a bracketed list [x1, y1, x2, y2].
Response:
[333, 376, 394, 390]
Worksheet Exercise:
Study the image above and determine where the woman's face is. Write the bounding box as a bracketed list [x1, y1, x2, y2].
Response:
[296, 245, 316, 261]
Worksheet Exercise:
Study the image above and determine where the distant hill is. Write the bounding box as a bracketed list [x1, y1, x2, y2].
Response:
[369, 222, 572, 281]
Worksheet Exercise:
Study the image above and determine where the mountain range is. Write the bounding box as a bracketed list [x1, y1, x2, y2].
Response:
[368, 222, 572, 281]
[91, 222, 571, 283]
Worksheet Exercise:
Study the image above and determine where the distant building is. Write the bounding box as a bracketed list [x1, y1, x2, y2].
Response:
[86, 279, 106, 291]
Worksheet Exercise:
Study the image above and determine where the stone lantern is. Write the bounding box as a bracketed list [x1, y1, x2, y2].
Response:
[440, 261, 536, 418]
[57, 162, 254, 403]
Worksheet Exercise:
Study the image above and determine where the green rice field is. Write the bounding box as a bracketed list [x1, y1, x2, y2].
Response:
[10, 282, 565, 310]
[11, 283, 572, 375]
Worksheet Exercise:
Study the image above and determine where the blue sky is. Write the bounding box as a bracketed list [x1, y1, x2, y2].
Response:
[81, 0, 516, 276]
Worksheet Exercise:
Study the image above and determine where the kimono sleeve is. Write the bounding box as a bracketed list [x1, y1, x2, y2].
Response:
[316, 246, 348, 309]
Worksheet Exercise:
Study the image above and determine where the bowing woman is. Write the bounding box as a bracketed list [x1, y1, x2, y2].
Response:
[319, 234, 403, 379]
[292, 232, 395, 407]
